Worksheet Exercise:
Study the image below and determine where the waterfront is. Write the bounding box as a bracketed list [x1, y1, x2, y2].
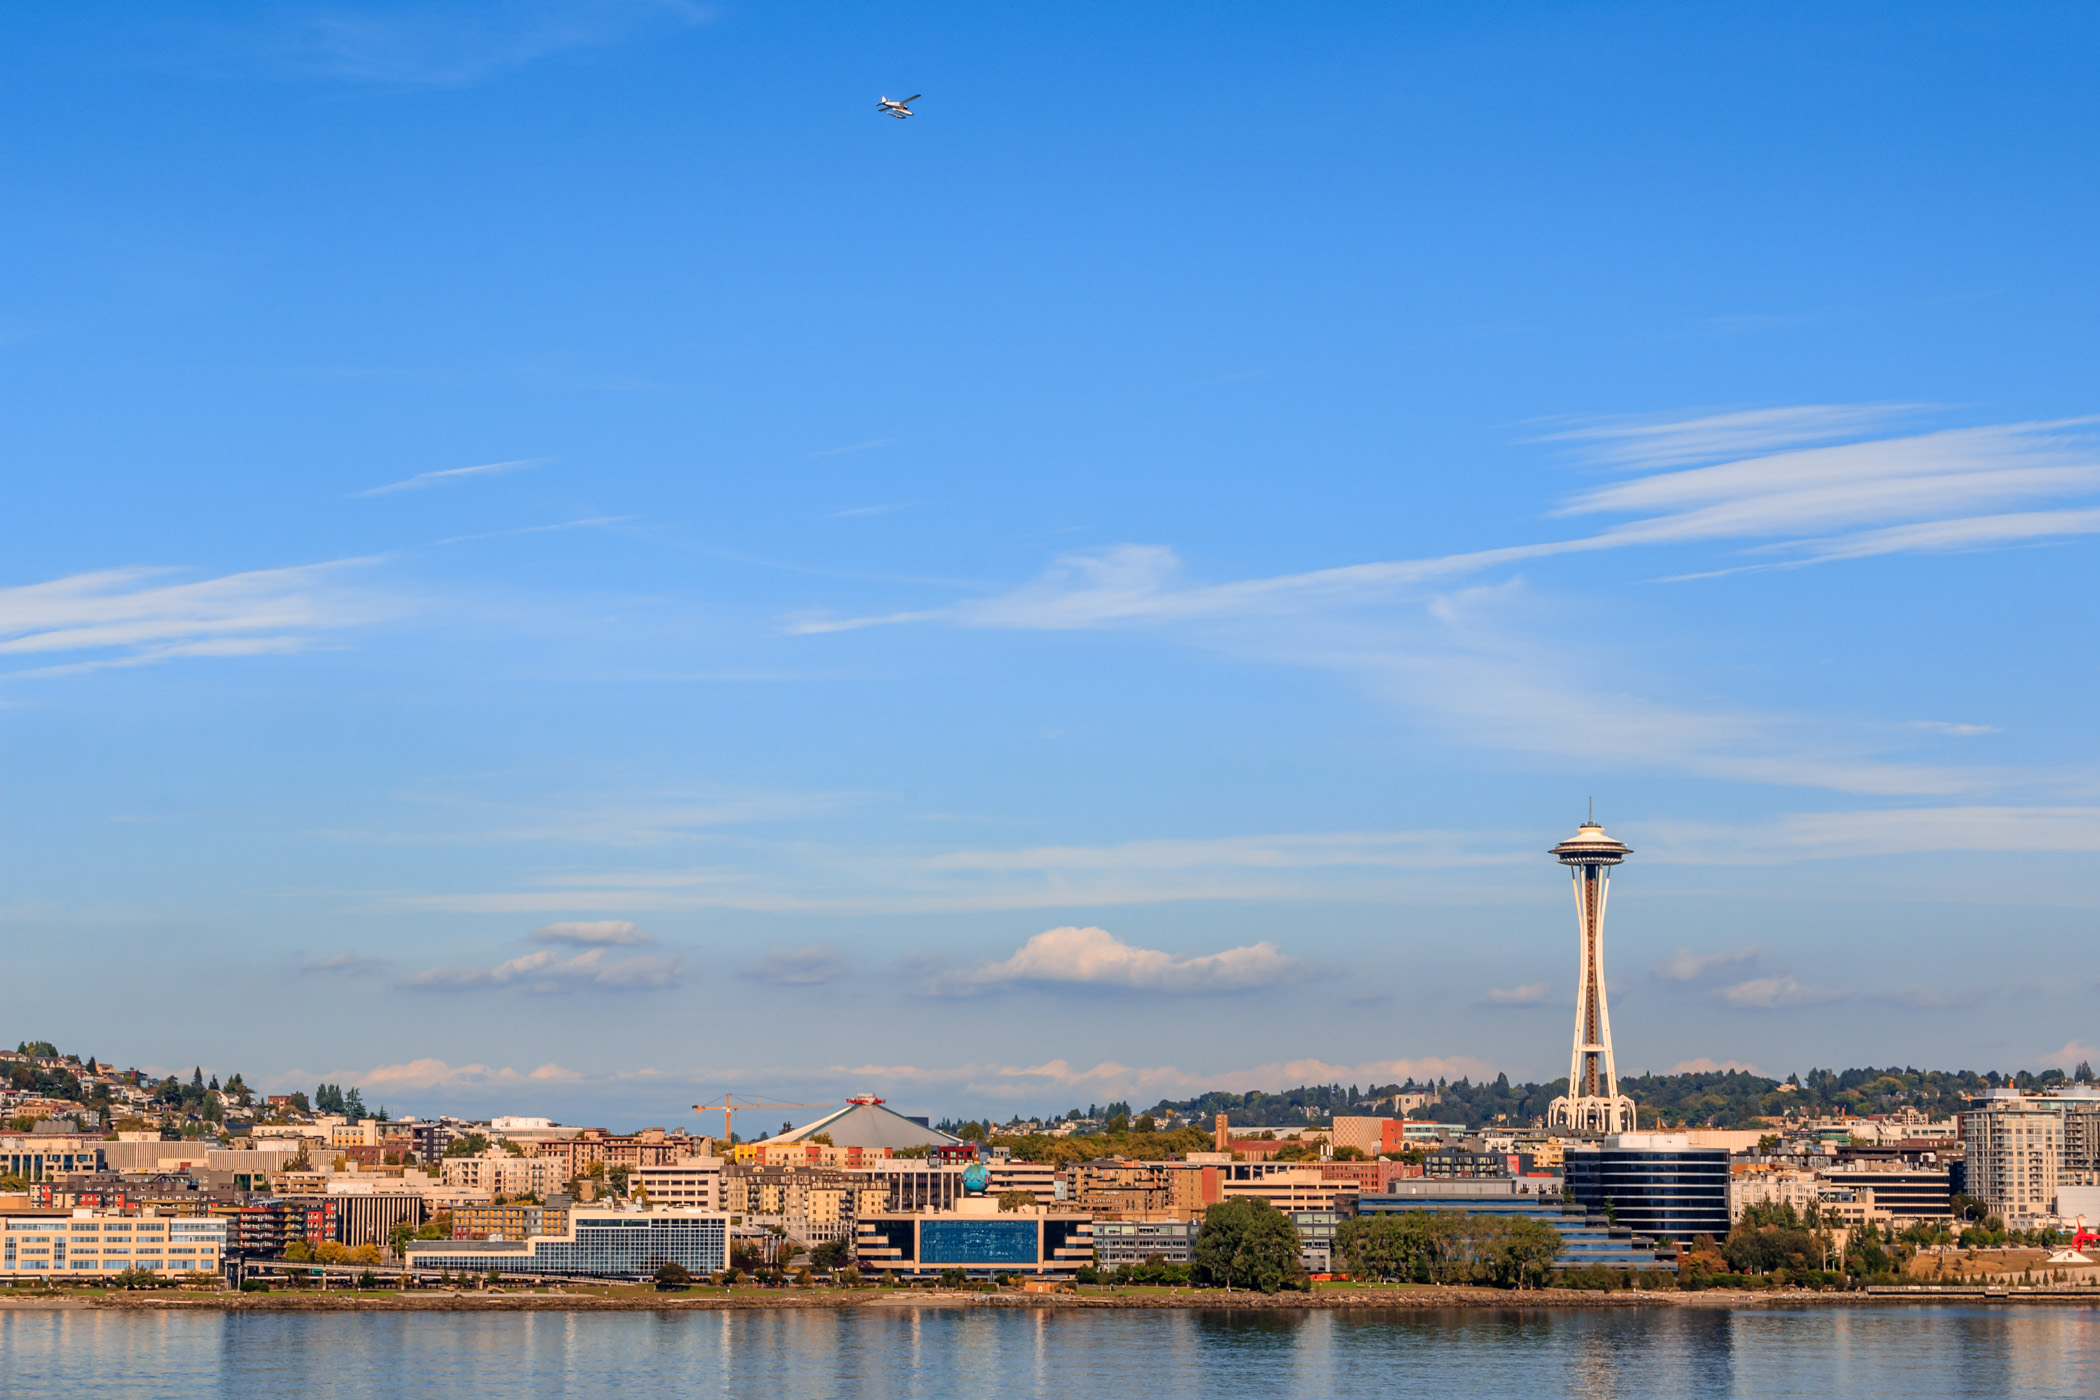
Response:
[3, 1304, 2097, 1398]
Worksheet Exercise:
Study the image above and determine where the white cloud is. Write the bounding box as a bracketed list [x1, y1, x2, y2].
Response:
[1478, 983, 1551, 1006]
[1669, 1057, 1767, 1075]
[530, 920, 650, 946]
[2037, 1041, 2100, 1071]
[1653, 947, 1761, 982]
[741, 946, 844, 986]
[405, 946, 681, 992]
[930, 925, 1301, 997]
[1716, 975, 1841, 1009]
[0, 559, 389, 674]
[355, 457, 542, 496]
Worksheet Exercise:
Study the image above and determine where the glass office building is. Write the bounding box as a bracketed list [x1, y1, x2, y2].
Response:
[404, 1208, 727, 1279]
[856, 1207, 1095, 1278]
[1562, 1134, 1731, 1241]
[1355, 1178, 1677, 1271]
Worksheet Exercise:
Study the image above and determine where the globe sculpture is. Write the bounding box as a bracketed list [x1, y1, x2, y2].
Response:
[961, 1162, 990, 1195]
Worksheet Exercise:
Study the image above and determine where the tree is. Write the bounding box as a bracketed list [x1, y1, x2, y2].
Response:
[810, 1238, 852, 1271]
[655, 1262, 693, 1290]
[343, 1087, 366, 1119]
[283, 1240, 315, 1262]
[997, 1190, 1036, 1212]
[192, 1067, 204, 1089]
[1193, 1198, 1308, 1293]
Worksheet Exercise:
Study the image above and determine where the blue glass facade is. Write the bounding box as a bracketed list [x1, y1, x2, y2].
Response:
[406, 1212, 727, 1279]
[1354, 1191, 1677, 1271]
[1563, 1148, 1731, 1242]
[920, 1220, 1039, 1265]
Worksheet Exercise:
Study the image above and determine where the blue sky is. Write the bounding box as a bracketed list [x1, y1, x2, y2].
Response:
[4, 2, 2098, 1129]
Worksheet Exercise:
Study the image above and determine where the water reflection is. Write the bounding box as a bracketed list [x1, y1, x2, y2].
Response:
[1, 1302, 2096, 1399]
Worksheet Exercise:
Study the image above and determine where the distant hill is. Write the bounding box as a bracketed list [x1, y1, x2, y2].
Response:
[1128, 1063, 2091, 1131]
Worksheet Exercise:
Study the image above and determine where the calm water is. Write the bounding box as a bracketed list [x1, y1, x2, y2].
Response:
[2, 1303, 2097, 1397]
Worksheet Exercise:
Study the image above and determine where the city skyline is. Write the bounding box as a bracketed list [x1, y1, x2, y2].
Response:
[3, 4, 2099, 1122]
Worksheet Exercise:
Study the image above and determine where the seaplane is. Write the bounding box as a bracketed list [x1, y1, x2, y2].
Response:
[877, 94, 920, 119]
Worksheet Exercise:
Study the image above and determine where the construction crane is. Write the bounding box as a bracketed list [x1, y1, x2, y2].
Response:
[692, 1094, 832, 1145]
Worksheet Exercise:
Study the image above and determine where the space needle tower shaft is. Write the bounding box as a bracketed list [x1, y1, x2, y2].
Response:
[1546, 815, 1637, 1135]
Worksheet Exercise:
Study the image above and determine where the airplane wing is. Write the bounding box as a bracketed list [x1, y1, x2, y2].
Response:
[902, 95, 921, 103]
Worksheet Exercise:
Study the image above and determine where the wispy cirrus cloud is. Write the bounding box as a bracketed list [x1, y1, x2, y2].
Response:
[1642, 807, 2100, 863]
[927, 925, 1301, 998]
[355, 457, 543, 496]
[307, 1058, 585, 1091]
[0, 558, 389, 676]
[388, 801, 2100, 921]
[177, 1, 709, 87]
[390, 826, 1527, 917]
[298, 952, 385, 976]
[1478, 983, 1551, 1006]
[791, 413, 2100, 637]
[530, 920, 650, 946]
[785, 410, 2099, 796]
[741, 946, 844, 986]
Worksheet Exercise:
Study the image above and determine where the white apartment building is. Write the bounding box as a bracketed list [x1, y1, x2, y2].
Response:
[439, 1151, 569, 1198]
[1, 1209, 226, 1278]
[637, 1157, 724, 1210]
[1963, 1100, 2061, 1229]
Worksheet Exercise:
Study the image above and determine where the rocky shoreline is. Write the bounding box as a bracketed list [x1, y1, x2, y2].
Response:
[0, 1286, 1869, 1313]
[6, 1283, 2094, 1314]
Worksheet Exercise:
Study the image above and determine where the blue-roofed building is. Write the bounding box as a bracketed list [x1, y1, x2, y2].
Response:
[1353, 1178, 1676, 1272]
[403, 1207, 728, 1279]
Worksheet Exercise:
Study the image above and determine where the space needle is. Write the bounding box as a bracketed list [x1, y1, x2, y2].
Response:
[1545, 813, 1638, 1134]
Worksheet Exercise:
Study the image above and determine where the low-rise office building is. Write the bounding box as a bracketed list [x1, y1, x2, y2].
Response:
[1, 1208, 225, 1277]
[637, 1157, 723, 1210]
[403, 1207, 729, 1279]
[1356, 1179, 1674, 1272]
[1092, 1217, 1197, 1266]
[1562, 1134, 1731, 1242]
[451, 1202, 568, 1241]
[856, 1199, 1094, 1279]
[0, 1134, 107, 1183]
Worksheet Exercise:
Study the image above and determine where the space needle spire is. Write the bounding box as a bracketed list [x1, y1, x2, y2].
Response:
[1546, 814, 1637, 1134]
